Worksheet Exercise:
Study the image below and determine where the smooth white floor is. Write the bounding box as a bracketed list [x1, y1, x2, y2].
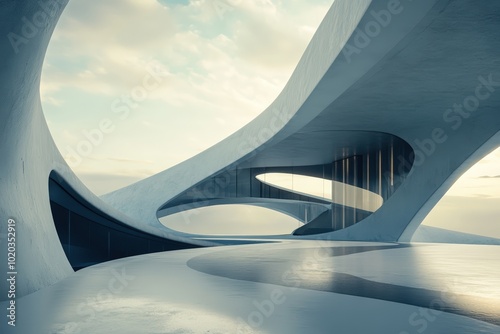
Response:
[1, 241, 499, 334]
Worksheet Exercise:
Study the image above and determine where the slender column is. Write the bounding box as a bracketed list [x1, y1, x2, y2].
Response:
[68, 210, 71, 258]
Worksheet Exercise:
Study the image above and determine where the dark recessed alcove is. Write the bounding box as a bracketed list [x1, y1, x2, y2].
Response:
[49, 171, 201, 270]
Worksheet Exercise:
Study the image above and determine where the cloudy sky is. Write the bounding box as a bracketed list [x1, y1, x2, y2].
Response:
[41, 0, 500, 237]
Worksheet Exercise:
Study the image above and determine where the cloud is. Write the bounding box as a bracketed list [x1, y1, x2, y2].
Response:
[478, 175, 500, 179]
[41, 0, 334, 193]
[157, 0, 190, 8]
[42, 0, 331, 99]
[105, 157, 155, 165]
[472, 194, 493, 198]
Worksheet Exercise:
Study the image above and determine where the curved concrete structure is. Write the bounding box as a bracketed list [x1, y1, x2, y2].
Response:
[1, 0, 499, 301]
[104, 0, 500, 240]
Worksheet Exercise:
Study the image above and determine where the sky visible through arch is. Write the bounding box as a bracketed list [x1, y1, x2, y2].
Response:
[41, 0, 500, 238]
